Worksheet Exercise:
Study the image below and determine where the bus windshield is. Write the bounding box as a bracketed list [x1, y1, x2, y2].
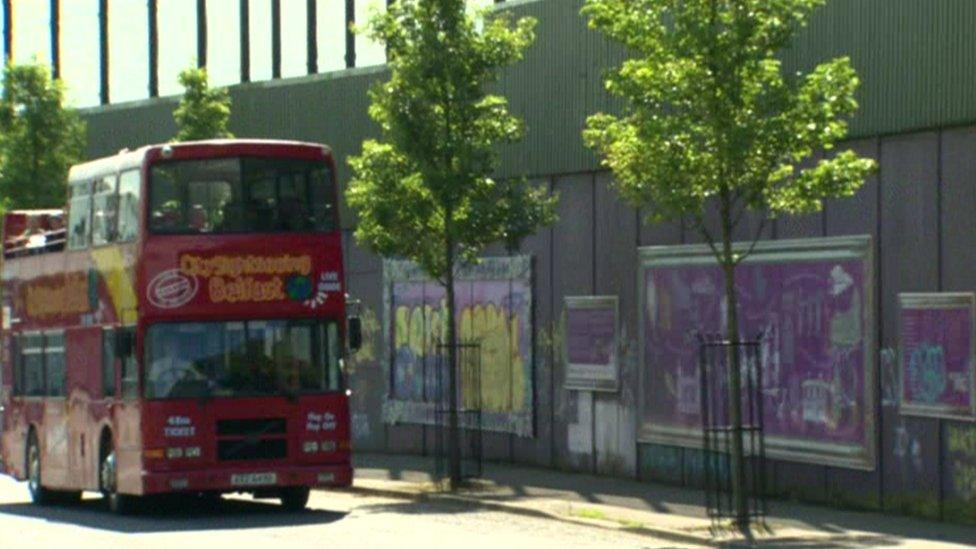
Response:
[149, 157, 335, 234]
[145, 320, 343, 399]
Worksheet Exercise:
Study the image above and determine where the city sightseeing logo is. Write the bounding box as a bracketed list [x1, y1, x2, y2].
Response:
[147, 269, 199, 309]
[146, 253, 340, 309]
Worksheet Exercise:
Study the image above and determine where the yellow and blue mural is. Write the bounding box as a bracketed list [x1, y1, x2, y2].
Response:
[382, 256, 534, 436]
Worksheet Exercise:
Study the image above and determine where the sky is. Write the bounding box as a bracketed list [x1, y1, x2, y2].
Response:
[2, 0, 496, 108]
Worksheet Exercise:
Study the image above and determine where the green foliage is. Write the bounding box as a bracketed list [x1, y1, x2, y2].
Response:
[581, 0, 876, 262]
[173, 66, 233, 142]
[347, 0, 556, 281]
[0, 63, 87, 212]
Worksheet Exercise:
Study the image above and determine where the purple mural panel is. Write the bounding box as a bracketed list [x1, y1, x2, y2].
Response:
[423, 282, 447, 402]
[899, 293, 975, 419]
[567, 308, 615, 365]
[639, 236, 876, 469]
[383, 257, 535, 436]
[565, 296, 620, 392]
[391, 281, 426, 402]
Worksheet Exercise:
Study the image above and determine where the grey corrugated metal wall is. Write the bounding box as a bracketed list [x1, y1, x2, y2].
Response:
[85, 0, 976, 187]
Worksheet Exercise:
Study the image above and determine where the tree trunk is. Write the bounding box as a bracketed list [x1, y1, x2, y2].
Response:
[444, 230, 462, 490]
[719, 214, 748, 530]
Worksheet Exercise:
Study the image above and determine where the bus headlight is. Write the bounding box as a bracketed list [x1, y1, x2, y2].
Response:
[319, 440, 337, 453]
[166, 447, 184, 459]
[184, 446, 201, 458]
[302, 441, 319, 453]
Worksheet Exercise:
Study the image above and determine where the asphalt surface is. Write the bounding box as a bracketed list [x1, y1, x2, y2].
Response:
[0, 476, 678, 549]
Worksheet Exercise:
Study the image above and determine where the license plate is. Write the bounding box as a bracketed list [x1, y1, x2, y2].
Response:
[317, 472, 336, 484]
[231, 472, 277, 487]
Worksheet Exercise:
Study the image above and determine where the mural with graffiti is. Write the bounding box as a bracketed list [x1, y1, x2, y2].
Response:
[381, 256, 533, 436]
[898, 293, 975, 420]
[639, 236, 876, 469]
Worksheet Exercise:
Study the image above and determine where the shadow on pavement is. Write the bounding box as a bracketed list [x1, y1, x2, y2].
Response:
[354, 454, 976, 546]
[353, 499, 486, 517]
[0, 495, 347, 534]
[720, 535, 901, 548]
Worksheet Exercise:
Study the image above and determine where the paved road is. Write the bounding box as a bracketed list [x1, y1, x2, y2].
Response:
[0, 477, 673, 549]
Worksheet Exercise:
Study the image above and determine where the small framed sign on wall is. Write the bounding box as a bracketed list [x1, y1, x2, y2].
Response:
[898, 292, 976, 420]
[564, 295, 619, 392]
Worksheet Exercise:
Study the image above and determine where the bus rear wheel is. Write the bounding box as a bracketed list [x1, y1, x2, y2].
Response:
[279, 487, 310, 512]
[100, 439, 138, 515]
[26, 432, 54, 506]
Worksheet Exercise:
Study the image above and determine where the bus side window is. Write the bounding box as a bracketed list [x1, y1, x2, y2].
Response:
[118, 328, 138, 399]
[12, 336, 22, 396]
[22, 334, 45, 397]
[68, 180, 92, 250]
[91, 175, 118, 246]
[117, 170, 141, 242]
[44, 332, 66, 397]
[102, 329, 116, 398]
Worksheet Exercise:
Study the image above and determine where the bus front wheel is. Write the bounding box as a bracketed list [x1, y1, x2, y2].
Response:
[100, 439, 137, 514]
[279, 487, 310, 512]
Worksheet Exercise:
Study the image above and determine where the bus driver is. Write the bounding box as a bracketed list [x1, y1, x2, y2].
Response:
[148, 333, 204, 398]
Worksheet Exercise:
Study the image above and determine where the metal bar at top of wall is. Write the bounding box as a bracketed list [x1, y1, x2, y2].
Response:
[50, 0, 60, 80]
[271, 0, 281, 78]
[3, 0, 11, 63]
[240, 0, 250, 83]
[345, 0, 355, 69]
[99, 0, 109, 105]
[148, 0, 159, 97]
[197, 0, 207, 68]
[306, 0, 317, 75]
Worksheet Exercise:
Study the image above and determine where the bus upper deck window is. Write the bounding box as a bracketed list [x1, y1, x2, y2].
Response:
[67, 180, 92, 250]
[117, 170, 141, 242]
[149, 157, 335, 234]
[92, 175, 118, 246]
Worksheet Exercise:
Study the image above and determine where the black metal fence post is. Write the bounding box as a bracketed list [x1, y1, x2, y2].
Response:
[698, 333, 767, 531]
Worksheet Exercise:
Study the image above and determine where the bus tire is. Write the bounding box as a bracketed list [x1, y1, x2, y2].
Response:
[99, 436, 138, 515]
[26, 431, 54, 506]
[279, 487, 310, 512]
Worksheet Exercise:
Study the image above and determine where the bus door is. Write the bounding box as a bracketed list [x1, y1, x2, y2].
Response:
[38, 331, 70, 488]
[114, 327, 142, 494]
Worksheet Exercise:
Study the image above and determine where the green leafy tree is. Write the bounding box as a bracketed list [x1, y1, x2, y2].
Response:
[581, 0, 876, 527]
[0, 63, 86, 212]
[347, 0, 555, 489]
[173, 66, 233, 142]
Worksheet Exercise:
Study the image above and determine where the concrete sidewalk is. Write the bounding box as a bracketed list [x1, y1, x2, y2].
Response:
[344, 453, 976, 547]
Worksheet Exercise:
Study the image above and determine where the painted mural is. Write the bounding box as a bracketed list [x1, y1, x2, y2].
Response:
[946, 423, 976, 518]
[639, 236, 876, 470]
[564, 296, 619, 392]
[898, 293, 975, 420]
[382, 256, 533, 436]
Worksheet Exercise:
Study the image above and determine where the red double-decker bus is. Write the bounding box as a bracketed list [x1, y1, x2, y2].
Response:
[0, 139, 358, 513]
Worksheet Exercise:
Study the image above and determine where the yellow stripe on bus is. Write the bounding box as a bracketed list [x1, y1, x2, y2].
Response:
[91, 246, 138, 324]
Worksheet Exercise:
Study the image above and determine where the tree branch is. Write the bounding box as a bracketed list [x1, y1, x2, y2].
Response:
[691, 213, 722, 261]
[733, 215, 768, 266]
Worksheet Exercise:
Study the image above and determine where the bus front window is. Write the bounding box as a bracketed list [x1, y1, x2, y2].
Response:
[148, 157, 335, 234]
[145, 320, 342, 400]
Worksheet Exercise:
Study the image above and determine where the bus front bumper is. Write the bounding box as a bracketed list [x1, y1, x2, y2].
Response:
[141, 463, 353, 495]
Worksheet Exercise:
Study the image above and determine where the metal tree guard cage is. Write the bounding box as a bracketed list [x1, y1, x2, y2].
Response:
[698, 333, 767, 530]
[433, 340, 483, 482]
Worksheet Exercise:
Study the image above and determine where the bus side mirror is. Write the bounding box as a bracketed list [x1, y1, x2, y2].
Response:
[348, 317, 362, 352]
